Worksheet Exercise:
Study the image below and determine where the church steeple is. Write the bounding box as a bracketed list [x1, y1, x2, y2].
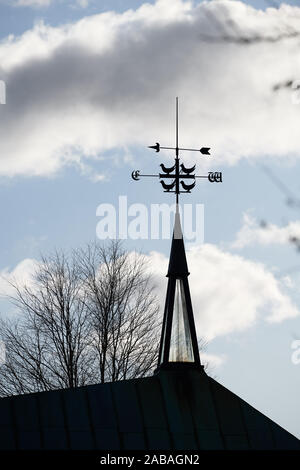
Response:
[156, 207, 201, 370]
[131, 97, 222, 372]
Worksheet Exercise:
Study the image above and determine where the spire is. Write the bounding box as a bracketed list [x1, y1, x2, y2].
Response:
[130, 97, 222, 372]
[167, 209, 189, 277]
[156, 207, 202, 371]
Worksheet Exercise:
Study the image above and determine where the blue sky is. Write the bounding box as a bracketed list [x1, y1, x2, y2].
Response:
[0, 0, 300, 439]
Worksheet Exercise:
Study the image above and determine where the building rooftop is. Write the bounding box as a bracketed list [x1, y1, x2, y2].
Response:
[0, 367, 299, 450]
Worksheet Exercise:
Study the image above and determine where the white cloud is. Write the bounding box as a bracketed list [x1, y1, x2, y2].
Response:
[1, 0, 300, 177]
[232, 212, 300, 248]
[0, 258, 39, 297]
[201, 352, 226, 369]
[69, 0, 92, 8]
[4, 0, 90, 8]
[147, 243, 300, 340]
[13, 0, 52, 7]
[75, 0, 90, 7]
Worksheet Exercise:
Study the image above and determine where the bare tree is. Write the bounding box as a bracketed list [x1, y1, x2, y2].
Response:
[76, 242, 159, 383]
[0, 241, 160, 397]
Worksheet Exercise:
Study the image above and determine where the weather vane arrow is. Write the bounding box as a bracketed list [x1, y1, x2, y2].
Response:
[131, 97, 222, 203]
[148, 142, 211, 155]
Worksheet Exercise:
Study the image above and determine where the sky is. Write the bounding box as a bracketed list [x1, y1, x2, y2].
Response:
[0, 0, 300, 439]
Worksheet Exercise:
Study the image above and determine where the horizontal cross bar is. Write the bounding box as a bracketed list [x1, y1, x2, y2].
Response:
[160, 146, 209, 153]
[159, 173, 195, 179]
[132, 173, 214, 179]
[162, 190, 194, 193]
[137, 174, 159, 177]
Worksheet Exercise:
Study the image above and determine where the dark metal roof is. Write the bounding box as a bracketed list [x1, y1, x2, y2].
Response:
[0, 367, 299, 450]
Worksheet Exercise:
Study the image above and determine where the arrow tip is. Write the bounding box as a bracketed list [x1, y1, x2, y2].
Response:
[200, 147, 210, 155]
[148, 142, 160, 152]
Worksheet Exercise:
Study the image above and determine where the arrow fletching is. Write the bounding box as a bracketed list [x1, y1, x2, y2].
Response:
[148, 142, 160, 152]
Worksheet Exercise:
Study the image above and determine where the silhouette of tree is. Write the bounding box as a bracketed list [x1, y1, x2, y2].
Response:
[0, 241, 160, 396]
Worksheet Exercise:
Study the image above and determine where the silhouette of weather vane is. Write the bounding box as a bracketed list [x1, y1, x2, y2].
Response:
[131, 97, 222, 204]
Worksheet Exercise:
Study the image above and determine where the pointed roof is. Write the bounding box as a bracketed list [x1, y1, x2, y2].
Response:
[0, 368, 298, 451]
[167, 210, 189, 277]
[157, 208, 201, 370]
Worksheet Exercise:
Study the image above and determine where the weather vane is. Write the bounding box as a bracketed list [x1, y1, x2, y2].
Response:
[131, 97, 222, 203]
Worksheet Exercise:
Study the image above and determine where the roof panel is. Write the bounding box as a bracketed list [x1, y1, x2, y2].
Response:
[18, 430, 42, 450]
[0, 400, 16, 450]
[209, 379, 248, 438]
[0, 428, 16, 450]
[94, 428, 121, 450]
[13, 395, 41, 449]
[136, 376, 168, 429]
[42, 428, 69, 450]
[13, 395, 39, 430]
[87, 383, 118, 429]
[68, 430, 94, 450]
[38, 390, 65, 428]
[224, 435, 249, 450]
[146, 429, 172, 450]
[187, 370, 223, 434]
[158, 370, 194, 434]
[270, 421, 300, 450]
[172, 432, 198, 450]
[122, 432, 146, 450]
[63, 389, 91, 430]
[246, 427, 274, 450]
[111, 381, 143, 433]
[197, 429, 224, 450]
[63, 388, 95, 450]
[240, 400, 274, 449]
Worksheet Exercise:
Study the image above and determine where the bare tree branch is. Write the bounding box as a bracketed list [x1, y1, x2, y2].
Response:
[0, 241, 160, 396]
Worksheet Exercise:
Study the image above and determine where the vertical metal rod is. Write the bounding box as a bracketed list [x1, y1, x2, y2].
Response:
[175, 158, 179, 205]
[176, 97, 179, 157]
[175, 97, 179, 205]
